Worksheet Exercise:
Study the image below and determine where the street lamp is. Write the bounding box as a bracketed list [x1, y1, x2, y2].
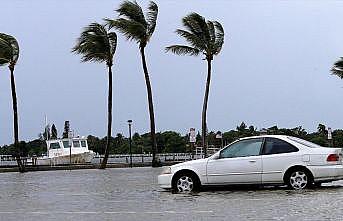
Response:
[128, 120, 133, 168]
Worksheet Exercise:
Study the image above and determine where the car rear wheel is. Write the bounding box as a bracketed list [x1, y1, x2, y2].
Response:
[287, 170, 311, 190]
[172, 172, 199, 193]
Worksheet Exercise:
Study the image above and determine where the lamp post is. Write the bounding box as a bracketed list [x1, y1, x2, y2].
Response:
[128, 120, 133, 168]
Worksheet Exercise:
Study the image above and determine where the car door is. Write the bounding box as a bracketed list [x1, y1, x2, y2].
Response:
[206, 138, 263, 185]
[261, 137, 300, 183]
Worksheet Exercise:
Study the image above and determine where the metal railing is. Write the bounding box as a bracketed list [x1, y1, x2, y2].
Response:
[0, 152, 213, 166]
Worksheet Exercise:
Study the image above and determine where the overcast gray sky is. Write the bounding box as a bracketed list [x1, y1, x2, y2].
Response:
[1, 0, 343, 145]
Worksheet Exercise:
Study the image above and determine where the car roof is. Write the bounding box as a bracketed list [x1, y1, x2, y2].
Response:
[238, 135, 290, 140]
[237, 135, 324, 149]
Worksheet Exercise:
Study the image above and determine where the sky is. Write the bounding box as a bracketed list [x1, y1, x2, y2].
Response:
[1, 0, 343, 145]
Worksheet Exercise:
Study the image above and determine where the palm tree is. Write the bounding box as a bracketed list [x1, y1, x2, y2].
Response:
[0, 33, 25, 172]
[331, 57, 343, 79]
[166, 13, 224, 158]
[72, 23, 117, 169]
[105, 1, 160, 167]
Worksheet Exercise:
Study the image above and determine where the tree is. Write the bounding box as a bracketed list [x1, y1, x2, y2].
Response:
[62, 121, 70, 138]
[317, 124, 327, 136]
[166, 13, 224, 157]
[237, 122, 247, 132]
[72, 23, 117, 169]
[51, 124, 57, 139]
[160, 131, 186, 153]
[106, 1, 160, 166]
[331, 57, 343, 79]
[0, 33, 25, 172]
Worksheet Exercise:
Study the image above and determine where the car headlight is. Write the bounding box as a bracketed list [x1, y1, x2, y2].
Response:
[161, 166, 171, 174]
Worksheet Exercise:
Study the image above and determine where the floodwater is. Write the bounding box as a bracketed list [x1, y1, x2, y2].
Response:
[0, 167, 343, 221]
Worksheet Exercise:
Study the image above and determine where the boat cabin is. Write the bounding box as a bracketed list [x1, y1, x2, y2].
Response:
[46, 137, 89, 158]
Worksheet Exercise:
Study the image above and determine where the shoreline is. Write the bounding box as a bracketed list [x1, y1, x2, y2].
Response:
[0, 161, 178, 173]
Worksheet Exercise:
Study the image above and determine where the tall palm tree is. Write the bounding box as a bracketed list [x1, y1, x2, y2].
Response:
[105, 0, 160, 167]
[0, 33, 25, 172]
[166, 13, 224, 158]
[331, 57, 343, 79]
[72, 23, 117, 169]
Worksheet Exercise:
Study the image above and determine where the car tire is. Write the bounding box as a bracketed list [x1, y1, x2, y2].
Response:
[172, 172, 200, 193]
[313, 182, 322, 188]
[286, 168, 312, 190]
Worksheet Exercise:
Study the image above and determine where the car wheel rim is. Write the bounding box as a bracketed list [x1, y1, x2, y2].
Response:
[290, 171, 308, 190]
[176, 176, 194, 192]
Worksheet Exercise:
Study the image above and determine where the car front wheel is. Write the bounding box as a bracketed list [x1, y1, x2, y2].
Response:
[172, 172, 199, 193]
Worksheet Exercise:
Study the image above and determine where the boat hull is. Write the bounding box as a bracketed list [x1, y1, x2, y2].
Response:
[37, 151, 95, 165]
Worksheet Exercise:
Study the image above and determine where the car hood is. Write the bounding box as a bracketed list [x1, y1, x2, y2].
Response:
[171, 158, 208, 169]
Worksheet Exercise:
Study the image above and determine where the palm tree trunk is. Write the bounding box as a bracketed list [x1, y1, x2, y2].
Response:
[9, 65, 25, 172]
[202, 59, 212, 158]
[139, 47, 159, 167]
[100, 64, 113, 169]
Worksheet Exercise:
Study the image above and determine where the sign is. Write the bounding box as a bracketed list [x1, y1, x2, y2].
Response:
[189, 128, 196, 143]
[328, 127, 332, 140]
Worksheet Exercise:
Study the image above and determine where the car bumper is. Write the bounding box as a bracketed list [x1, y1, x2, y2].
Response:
[308, 164, 343, 182]
[158, 174, 173, 189]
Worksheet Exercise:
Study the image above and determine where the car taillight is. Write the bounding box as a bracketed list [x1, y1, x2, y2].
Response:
[327, 154, 339, 162]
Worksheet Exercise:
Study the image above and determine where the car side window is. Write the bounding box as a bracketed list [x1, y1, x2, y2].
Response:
[220, 138, 263, 159]
[262, 138, 299, 155]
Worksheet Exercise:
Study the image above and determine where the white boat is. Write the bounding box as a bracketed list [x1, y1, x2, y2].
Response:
[37, 137, 95, 165]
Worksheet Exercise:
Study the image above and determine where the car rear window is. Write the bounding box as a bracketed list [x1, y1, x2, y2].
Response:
[287, 137, 322, 148]
[263, 138, 298, 155]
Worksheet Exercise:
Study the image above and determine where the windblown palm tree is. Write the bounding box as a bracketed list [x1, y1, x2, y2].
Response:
[105, 1, 160, 167]
[0, 33, 25, 172]
[331, 57, 343, 79]
[72, 23, 117, 169]
[166, 13, 224, 157]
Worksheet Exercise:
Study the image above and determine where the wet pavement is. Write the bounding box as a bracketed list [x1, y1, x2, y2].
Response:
[0, 167, 342, 221]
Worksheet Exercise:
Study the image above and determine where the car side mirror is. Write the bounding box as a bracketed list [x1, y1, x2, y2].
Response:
[212, 152, 221, 160]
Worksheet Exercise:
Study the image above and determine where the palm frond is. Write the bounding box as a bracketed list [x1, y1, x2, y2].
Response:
[105, 18, 146, 44]
[0, 33, 19, 65]
[72, 23, 117, 65]
[182, 14, 203, 36]
[107, 0, 159, 47]
[0, 38, 11, 66]
[207, 21, 215, 50]
[213, 21, 224, 55]
[186, 13, 210, 43]
[175, 29, 206, 50]
[170, 13, 224, 59]
[165, 45, 200, 56]
[331, 57, 343, 79]
[116, 0, 147, 27]
[146, 1, 158, 38]
[108, 32, 118, 58]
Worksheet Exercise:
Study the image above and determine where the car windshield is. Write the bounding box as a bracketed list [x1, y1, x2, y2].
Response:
[287, 136, 322, 148]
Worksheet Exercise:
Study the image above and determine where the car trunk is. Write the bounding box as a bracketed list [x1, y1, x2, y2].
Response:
[309, 147, 343, 166]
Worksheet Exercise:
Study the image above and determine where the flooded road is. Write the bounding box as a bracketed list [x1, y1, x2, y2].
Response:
[0, 167, 342, 221]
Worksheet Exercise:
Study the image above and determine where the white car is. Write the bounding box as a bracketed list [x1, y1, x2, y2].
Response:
[158, 135, 343, 192]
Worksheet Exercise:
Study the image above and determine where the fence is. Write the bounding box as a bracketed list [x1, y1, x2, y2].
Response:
[0, 153, 207, 166]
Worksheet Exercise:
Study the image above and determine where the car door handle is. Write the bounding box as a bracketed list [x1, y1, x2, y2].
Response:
[249, 160, 256, 163]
